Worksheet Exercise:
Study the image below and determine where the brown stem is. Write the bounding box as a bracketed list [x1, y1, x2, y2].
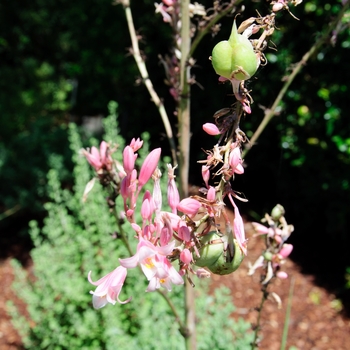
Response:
[122, 0, 177, 164]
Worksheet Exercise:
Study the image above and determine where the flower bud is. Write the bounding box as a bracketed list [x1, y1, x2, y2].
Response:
[211, 20, 258, 81]
[271, 204, 285, 221]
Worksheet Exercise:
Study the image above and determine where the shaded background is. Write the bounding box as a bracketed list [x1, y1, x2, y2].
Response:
[1, 0, 350, 314]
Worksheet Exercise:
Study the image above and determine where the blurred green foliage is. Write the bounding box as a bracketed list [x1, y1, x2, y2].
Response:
[9, 109, 253, 349]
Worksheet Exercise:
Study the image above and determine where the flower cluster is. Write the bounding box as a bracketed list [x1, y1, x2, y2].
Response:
[249, 204, 294, 283]
[84, 137, 247, 309]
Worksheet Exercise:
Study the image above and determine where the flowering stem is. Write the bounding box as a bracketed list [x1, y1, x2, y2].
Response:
[251, 280, 270, 349]
[121, 0, 177, 165]
[244, 1, 349, 157]
[157, 289, 188, 336]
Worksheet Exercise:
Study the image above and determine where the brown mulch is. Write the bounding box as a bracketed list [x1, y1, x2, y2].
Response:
[1, 222, 350, 349]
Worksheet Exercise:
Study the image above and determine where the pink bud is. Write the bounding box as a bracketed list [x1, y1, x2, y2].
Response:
[207, 186, 216, 201]
[278, 243, 293, 259]
[202, 165, 210, 188]
[178, 225, 191, 242]
[202, 123, 221, 136]
[141, 198, 152, 221]
[138, 148, 161, 188]
[229, 147, 244, 174]
[131, 223, 141, 233]
[180, 249, 192, 264]
[162, 0, 175, 5]
[177, 198, 201, 216]
[123, 146, 137, 175]
[252, 222, 269, 235]
[160, 226, 172, 246]
[167, 165, 180, 214]
[276, 271, 288, 279]
[120, 176, 130, 201]
[99, 141, 108, 164]
[273, 2, 284, 12]
[196, 268, 211, 278]
[84, 146, 103, 170]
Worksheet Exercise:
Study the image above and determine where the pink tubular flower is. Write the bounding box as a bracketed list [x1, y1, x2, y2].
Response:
[202, 123, 221, 136]
[177, 198, 201, 217]
[129, 137, 143, 152]
[138, 148, 161, 188]
[88, 266, 131, 309]
[123, 146, 137, 175]
[167, 164, 180, 214]
[202, 165, 210, 188]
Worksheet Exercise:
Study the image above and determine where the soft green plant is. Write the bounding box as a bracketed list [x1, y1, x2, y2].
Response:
[9, 104, 253, 349]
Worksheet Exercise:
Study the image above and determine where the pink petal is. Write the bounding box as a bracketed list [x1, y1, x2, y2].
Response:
[138, 148, 161, 187]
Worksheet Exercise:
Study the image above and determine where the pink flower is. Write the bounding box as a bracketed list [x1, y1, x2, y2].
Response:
[145, 255, 184, 292]
[202, 165, 210, 188]
[278, 243, 293, 259]
[123, 146, 137, 174]
[207, 186, 216, 201]
[196, 268, 211, 278]
[177, 198, 201, 217]
[229, 147, 244, 174]
[82, 141, 113, 172]
[129, 137, 143, 152]
[180, 249, 192, 264]
[138, 148, 161, 188]
[167, 165, 180, 214]
[202, 123, 221, 136]
[178, 225, 191, 242]
[119, 238, 183, 291]
[228, 194, 247, 255]
[276, 271, 288, 279]
[88, 266, 131, 309]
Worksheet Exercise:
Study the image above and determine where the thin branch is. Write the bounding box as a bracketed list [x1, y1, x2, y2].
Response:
[244, 2, 350, 157]
[121, 0, 177, 164]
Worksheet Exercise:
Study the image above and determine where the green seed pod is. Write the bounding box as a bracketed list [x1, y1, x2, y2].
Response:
[194, 231, 244, 275]
[211, 20, 258, 81]
[207, 238, 244, 275]
[271, 204, 285, 221]
[194, 232, 224, 268]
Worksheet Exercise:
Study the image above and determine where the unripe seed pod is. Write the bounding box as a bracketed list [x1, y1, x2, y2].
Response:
[194, 232, 223, 268]
[211, 20, 258, 81]
[194, 231, 244, 275]
[271, 204, 285, 221]
[207, 238, 244, 275]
